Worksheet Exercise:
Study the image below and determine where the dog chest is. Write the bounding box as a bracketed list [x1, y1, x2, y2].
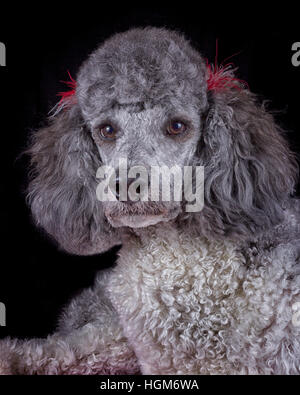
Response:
[106, 228, 249, 373]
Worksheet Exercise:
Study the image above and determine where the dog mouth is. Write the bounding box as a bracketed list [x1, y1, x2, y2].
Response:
[104, 202, 180, 228]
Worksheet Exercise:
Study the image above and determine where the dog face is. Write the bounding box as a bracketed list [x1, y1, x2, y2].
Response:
[27, 27, 297, 255]
[76, 28, 207, 228]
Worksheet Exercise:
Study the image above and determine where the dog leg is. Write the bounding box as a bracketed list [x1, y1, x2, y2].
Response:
[0, 270, 139, 375]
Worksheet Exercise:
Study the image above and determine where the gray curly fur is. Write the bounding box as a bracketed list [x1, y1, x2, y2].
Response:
[1, 27, 300, 375]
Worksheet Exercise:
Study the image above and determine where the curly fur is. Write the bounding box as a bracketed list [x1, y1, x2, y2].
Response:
[0, 27, 299, 375]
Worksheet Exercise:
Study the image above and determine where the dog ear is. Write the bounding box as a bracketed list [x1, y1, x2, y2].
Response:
[195, 83, 298, 237]
[27, 105, 120, 255]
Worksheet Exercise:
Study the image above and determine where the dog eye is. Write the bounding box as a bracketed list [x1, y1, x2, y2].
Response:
[99, 124, 117, 140]
[167, 120, 187, 136]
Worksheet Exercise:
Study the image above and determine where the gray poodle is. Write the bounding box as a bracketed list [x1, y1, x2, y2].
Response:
[1, 27, 300, 375]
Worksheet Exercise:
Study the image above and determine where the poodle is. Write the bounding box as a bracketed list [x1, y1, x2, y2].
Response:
[1, 27, 300, 375]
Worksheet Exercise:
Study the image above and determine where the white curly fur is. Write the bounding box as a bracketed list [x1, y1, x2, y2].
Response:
[108, 221, 300, 374]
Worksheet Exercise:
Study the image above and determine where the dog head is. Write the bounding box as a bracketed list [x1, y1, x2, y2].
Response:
[27, 27, 298, 254]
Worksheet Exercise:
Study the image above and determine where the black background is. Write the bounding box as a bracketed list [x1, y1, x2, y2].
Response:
[0, 4, 299, 340]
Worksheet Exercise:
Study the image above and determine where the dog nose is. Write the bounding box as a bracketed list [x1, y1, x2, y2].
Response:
[113, 176, 148, 202]
[113, 177, 132, 201]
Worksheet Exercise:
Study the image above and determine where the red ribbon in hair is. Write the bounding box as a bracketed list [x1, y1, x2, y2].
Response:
[57, 70, 77, 107]
[206, 39, 248, 92]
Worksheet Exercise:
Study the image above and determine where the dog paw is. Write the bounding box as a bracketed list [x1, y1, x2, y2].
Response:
[0, 338, 17, 375]
[0, 362, 13, 375]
